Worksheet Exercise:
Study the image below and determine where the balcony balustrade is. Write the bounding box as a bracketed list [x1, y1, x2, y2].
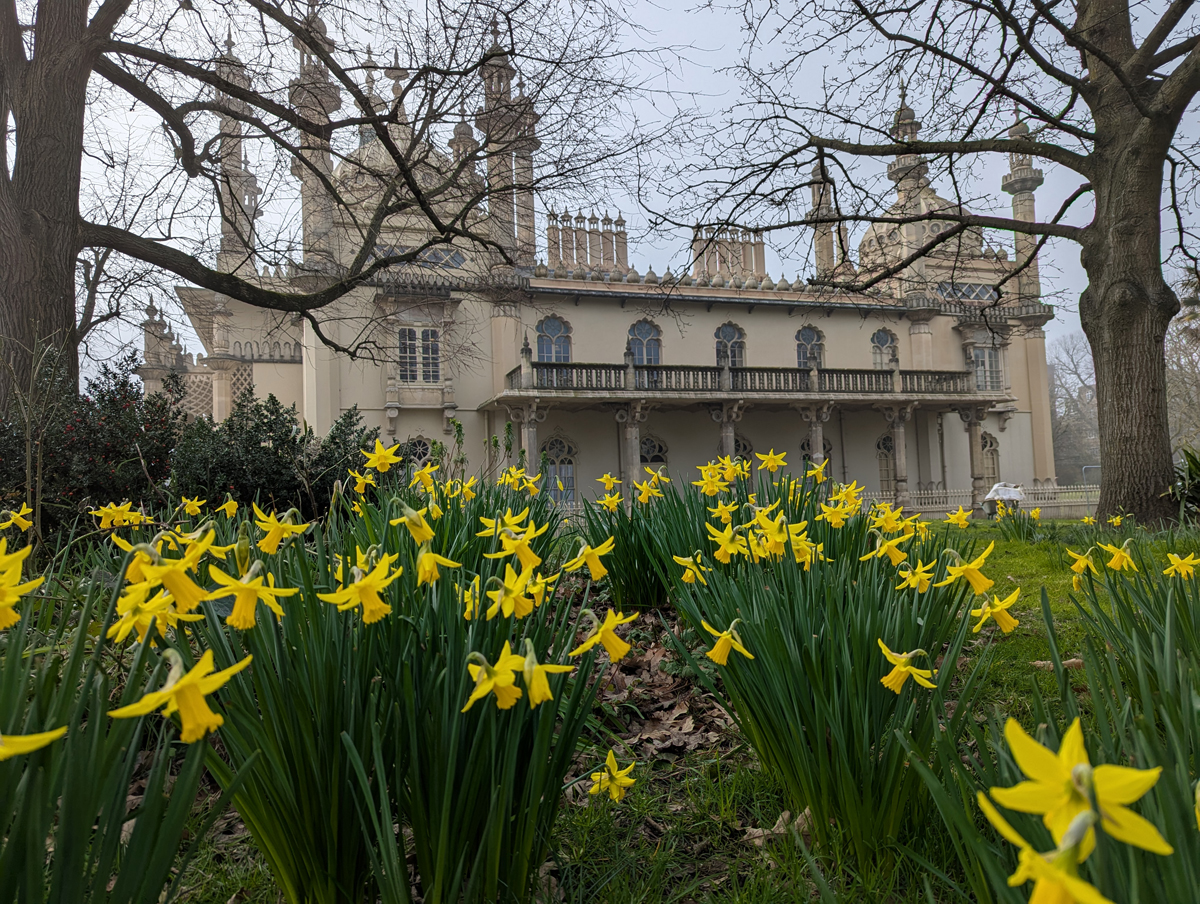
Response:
[505, 362, 993, 396]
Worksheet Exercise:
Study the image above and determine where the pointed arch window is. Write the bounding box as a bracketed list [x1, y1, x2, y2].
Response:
[796, 326, 824, 370]
[536, 317, 572, 363]
[800, 435, 833, 464]
[876, 433, 896, 496]
[639, 435, 668, 466]
[542, 435, 578, 503]
[871, 328, 898, 370]
[400, 436, 432, 467]
[981, 431, 1000, 483]
[715, 322, 746, 368]
[628, 320, 662, 366]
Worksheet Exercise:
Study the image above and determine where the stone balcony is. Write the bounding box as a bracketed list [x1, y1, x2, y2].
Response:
[497, 361, 1009, 408]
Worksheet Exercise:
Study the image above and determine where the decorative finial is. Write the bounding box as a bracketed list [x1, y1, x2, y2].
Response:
[225, 26, 234, 54]
[490, 15, 500, 43]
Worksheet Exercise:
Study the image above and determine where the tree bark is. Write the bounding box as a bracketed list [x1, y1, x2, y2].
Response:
[1079, 124, 1180, 523]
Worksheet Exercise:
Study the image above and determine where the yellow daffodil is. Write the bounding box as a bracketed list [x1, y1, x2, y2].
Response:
[860, 531, 914, 567]
[816, 502, 849, 528]
[563, 536, 615, 581]
[877, 640, 936, 693]
[409, 461, 439, 491]
[461, 476, 478, 501]
[869, 504, 906, 534]
[755, 449, 786, 473]
[691, 473, 729, 496]
[944, 506, 971, 528]
[989, 717, 1173, 858]
[1066, 547, 1099, 591]
[1081, 515, 1096, 525]
[755, 511, 789, 557]
[362, 438, 402, 472]
[391, 503, 436, 544]
[896, 559, 934, 593]
[521, 474, 542, 496]
[206, 564, 298, 630]
[598, 492, 622, 513]
[805, 458, 828, 484]
[528, 570, 560, 608]
[1030, 507, 1041, 521]
[971, 587, 1021, 633]
[110, 649, 252, 743]
[462, 642, 527, 711]
[977, 796, 1114, 904]
[180, 496, 206, 517]
[318, 559, 402, 624]
[708, 521, 749, 564]
[672, 552, 711, 586]
[635, 479, 663, 504]
[590, 749, 636, 801]
[485, 563, 535, 619]
[476, 507, 530, 537]
[415, 545, 461, 586]
[111, 535, 159, 584]
[0, 726, 68, 761]
[570, 608, 637, 661]
[106, 583, 199, 643]
[708, 499, 738, 524]
[1098, 540, 1137, 573]
[597, 473, 622, 491]
[215, 496, 238, 519]
[484, 523, 547, 571]
[89, 501, 134, 529]
[1107, 514, 1123, 527]
[458, 575, 481, 620]
[522, 639, 572, 708]
[0, 503, 33, 531]
[140, 532, 217, 613]
[702, 619, 753, 665]
[348, 469, 375, 494]
[252, 504, 310, 555]
[0, 546, 43, 629]
[1163, 552, 1198, 580]
[644, 466, 670, 485]
[933, 541, 995, 595]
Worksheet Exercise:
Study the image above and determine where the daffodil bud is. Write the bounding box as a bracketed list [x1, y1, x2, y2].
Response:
[235, 522, 252, 577]
[1059, 809, 1098, 853]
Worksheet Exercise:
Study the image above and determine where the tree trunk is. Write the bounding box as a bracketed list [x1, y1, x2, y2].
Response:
[1079, 146, 1180, 523]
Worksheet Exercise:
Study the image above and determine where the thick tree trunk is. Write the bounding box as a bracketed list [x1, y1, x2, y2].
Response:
[1079, 148, 1180, 524]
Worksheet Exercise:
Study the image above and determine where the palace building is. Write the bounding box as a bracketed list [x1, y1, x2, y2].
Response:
[140, 29, 1060, 514]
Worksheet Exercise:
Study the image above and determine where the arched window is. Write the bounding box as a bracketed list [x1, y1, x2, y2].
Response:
[800, 435, 833, 464]
[796, 326, 824, 370]
[541, 435, 578, 503]
[640, 435, 668, 466]
[536, 317, 572, 363]
[628, 320, 662, 366]
[714, 322, 746, 368]
[876, 433, 896, 496]
[981, 432, 1000, 483]
[400, 436, 432, 467]
[715, 434, 754, 459]
[871, 328, 898, 370]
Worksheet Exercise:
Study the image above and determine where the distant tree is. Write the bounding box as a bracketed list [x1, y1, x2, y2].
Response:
[1165, 312, 1200, 453]
[1048, 333, 1101, 485]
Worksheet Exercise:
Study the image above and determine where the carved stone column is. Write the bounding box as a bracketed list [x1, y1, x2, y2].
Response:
[506, 401, 546, 464]
[958, 406, 991, 512]
[879, 404, 915, 507]
[711, 400, 746, 458]
[797, 403, 833, 465]
[615, 401, 649, 496]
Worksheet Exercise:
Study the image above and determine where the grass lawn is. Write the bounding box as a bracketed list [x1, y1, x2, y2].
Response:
[173, 527, 1111, 903]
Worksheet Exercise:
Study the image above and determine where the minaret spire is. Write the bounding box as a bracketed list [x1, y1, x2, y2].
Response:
[1001, 115, 1044, 301]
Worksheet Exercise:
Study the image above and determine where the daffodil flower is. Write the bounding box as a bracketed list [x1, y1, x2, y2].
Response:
[877, 640, 936, 694]
[0, 726, 68, 761]
[476, 507, 530, 537]
[362, 438, 402, 472]
[569, 608, 637, 661]
[413, 545, 460, 586]
[207, 563, 298, 630]
[390, 503, 436, 544]
[461, 476, 478, 501]
[347, 469, 375, 494]
[0, 541, 43, 629]
[1107, 514, 1123, 527]
[462, 642, 527, 711]
[755, 449, 786, 472]
[1097, 540, 1138, 573]
[1081, 515, 1096, 525]
[318, 559, 402, 624]
[522, 639, 573, 708]
[706, 521, 748, 563]
[816, 502, 849, 528]
[180, 496, 206, 517]
[598, 492, 622, 513]
[943, 506, 971, 528]
[140, 532, 218, 613]
[107, 582, 199, 643]
[252, 505, 310, 555]
[933, 541, 995, 595]
[485, 563, 534, 618]
[590, 749, 636, 801]
[528, 570, 560, 608]
[971, 587, 1021, 633]
[635, 479, 664, 504]
[110, 649, 252, 743]
[0, 503, 33, 531]
[563, 536, 615, 581]
[860, 531, 914, 567]
[896, 559, 934, 593]
[409, 461, 439, 491]
[977, 795, 1114, 904]
[702, 619, 753, 665]
[483, 523, 547, 571]
[1163, 552, 1198, 580]
[708, 500, 738, 525]
[672, 552, 711, 585]
[596, 473, 621, 491]
[805, 458, 828, 483]
[215, 496, 238, 519]
[989, 718, 1173, 857]
[458, 575, 481, 620]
